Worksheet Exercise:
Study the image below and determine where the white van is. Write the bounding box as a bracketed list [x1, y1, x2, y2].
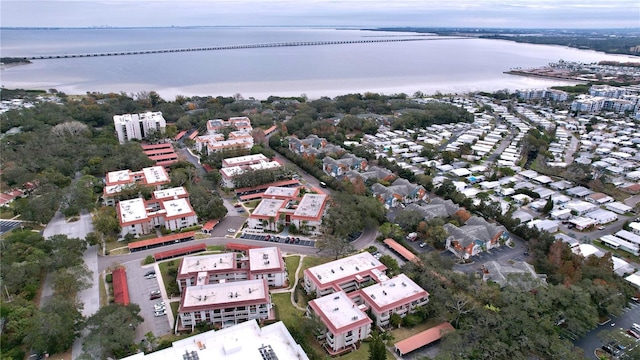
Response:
[632, 323, 640, 332]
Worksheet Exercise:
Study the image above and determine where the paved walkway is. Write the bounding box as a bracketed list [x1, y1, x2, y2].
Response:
[271, 254, 307, 311]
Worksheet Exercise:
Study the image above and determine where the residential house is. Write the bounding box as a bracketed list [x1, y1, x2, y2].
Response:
[323, 154, 368, 178]
[481, 261, 547, 290]
[371, 178, 427, 209]
[444, 216, 506, 259]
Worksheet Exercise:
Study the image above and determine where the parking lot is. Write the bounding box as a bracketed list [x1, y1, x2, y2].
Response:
[239, 233, 316, 247]
[124, 262, 173, 341]
[0, 220, 21, 236]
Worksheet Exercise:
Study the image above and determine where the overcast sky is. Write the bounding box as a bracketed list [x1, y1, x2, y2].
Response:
[2, 0, 639, 29]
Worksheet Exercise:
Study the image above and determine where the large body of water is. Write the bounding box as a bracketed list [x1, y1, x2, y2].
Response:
[1, 27, 638, 100]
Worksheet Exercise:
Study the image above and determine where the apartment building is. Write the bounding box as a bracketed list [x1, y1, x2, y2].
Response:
[114, 111, 166, 144]
[103, 166, 170, 206]
[247, 192, 328, 235]
[220, 160, 281, 188]
[307, 290, 372, 355]
[194, 116, 254, 153]
[178, 278, 272, 331]
[116, 186, 198, 238]
[121, 320, 309, 360]
[176, 247, 287, 292]
[303, 252, 388, 298]
[356, 274, 429, 327]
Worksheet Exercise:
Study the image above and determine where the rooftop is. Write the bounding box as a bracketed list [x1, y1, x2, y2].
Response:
[181, 279, 268, 310]
[118, 198, 148, 224]
[263, 186, 299, 198]
[179, 253, 236, 276]
[306, 252, 387, 286]
[120, 320, 309, 360]
[107, 169, 131, 184]
[154, 187, 187, 200]
[252, 198, 286, 218]
[142, 166, 170, 185]
[222, 154, 269, 166]
[293, 194, 327, 218]
[361, 274, 427, 311]
[309, 290, 371, 332]
[248, 247, 283, 272]
[163, 198, 194, 218]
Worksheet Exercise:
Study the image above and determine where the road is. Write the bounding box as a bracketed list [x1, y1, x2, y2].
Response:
[41, 210, 98, 360]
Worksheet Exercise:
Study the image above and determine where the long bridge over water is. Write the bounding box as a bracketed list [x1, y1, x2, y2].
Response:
[27, 37, 467, 60]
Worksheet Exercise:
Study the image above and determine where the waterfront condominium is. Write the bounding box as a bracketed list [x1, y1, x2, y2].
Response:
[114, 111, 166, 143]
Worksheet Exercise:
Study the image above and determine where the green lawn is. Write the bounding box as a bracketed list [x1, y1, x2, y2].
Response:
[301, 255, 333, 272]
[272, 293, 304, 329]
[284, 255, 300, 289]
[0, 208, 15, 219]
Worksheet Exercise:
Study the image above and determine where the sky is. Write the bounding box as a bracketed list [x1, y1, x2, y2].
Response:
[1, 0, 639, 29]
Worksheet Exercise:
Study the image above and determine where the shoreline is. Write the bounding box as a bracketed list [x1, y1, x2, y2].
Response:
[503, 70, 586, 84]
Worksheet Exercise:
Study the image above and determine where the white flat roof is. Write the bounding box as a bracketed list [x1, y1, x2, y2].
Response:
[252, 198, 285, 217]
[163, 198, 193, 218]
[154, 186, 187, 200]
[264, 186, 298, 198]
[180, 253, 236, 275]
[223, 154, 269, 167]
[362, 274, 427, 310]
[310, 291, 369, 331]
[120, 320, 309, 360]
[118, 198, 148, 223]
[142, 166, 169, 184]
[106, 169, 130, 184]
[182, 279, 267, 309]
[307, 252, 386, 286]
[248, 161, 281, 171]
[293, 194, 326, 218]
[248, 247, 283, 272]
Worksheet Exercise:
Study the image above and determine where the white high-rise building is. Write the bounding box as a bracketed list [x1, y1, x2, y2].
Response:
[114, 111, 166, 143]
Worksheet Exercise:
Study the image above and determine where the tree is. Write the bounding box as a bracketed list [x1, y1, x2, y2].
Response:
[316, 234, 353, 260]
[51, 264, 92, 298]
[368, 330, 387, 360]
[389, 313, 403, 329]
[93, 206, 121, 238]
[378, 255, 399, 276]
[47, 234, 87, 271]
[394, 209, 424, 232]
[83, 303, 143, 360]
[24, 296, 84, 355]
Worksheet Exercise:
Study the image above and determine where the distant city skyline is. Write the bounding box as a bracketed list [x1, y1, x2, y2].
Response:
[1, 0, 639, 29]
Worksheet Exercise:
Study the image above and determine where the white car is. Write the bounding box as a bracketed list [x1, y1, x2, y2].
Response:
[154, 311, 166, 317]
[154, 304, 166, 311]
[227, 228, 236, 233]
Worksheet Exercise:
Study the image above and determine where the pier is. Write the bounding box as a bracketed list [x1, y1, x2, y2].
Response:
[26, 37, 466, 60]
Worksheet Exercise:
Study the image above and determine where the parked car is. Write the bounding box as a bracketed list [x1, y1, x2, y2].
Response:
[154, 311, 166, 317]
[597, 226, 606, 230]
[627, 329, 640, 339]
[150, 290, 161, 300]
[227, 228, 236, 233]
[419, 242, 427, 248]
[144, 271, 156, 279]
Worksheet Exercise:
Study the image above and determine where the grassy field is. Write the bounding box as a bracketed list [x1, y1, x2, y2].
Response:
[284, 255, 300, 289]
[301, 255, 333, 272]
[0, 208, 15, 219]
[272, 293, 304, 329]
